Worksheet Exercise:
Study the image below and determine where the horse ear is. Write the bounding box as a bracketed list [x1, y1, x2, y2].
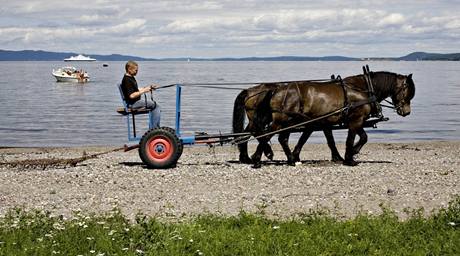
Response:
[408, 74, 412, 79]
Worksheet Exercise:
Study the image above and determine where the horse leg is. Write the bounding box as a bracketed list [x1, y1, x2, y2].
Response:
[352, 127, 368, 156]
[263, 143, 274, 160]
[344, 128, 359, 166]
[292, 129, 313, 163]
[278, 131, 295, 165]
[251, 136, 271, 168]
[238, 141, 252, 164]
[323, 129, 344, 162]
[255, 108, 274, 160]
[238, 124, 253, 164]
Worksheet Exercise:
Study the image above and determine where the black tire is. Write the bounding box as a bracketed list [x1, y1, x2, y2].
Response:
[161, 127, 183, 158]
[139, 127, 182, 169]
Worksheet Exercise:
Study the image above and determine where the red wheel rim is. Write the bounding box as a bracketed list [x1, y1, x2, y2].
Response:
[146, 136, 173, 163]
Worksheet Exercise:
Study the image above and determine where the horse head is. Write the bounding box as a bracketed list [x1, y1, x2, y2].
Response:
[392, 73, 415, 117]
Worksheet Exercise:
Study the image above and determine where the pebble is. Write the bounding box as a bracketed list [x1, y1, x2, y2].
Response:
[0, 142, 459, 220]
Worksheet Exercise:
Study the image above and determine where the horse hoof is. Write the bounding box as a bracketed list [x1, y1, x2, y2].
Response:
[293, 155, 300, 163]
[265, 152, 274, 161]
[343, 160, 359, 166]
[239, 156, 252, 164]
[295, 161, 302, 166]
[287, 160, 296, 166]
[252, 163, 262, 169]
[331, 156, 345, 162]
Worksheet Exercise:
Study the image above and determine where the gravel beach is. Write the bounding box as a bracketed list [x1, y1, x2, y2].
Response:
[0, 141, 459, 220]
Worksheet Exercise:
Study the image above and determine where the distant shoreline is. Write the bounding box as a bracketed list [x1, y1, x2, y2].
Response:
[1, 49, 459, 61]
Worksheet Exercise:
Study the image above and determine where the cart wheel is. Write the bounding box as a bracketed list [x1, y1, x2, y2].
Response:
[161, 127, 183, 158]
[139, 127, 182, 169]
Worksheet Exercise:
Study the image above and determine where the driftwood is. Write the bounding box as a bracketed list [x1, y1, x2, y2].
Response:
[0, 148, 124, 170]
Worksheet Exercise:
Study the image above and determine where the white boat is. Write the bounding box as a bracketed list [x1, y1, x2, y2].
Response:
[52, 66, 90, 82]
[64, 54, 96, 62]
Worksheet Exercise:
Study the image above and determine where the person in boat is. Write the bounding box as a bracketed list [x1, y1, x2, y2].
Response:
[78, 70, 86, 83]
[120, 60, 161, 128]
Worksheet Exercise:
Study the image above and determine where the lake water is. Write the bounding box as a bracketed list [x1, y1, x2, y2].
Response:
[0, 61, 459, 147]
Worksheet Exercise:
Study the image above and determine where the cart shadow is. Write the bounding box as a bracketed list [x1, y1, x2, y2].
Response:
[119, 161, 144, 167]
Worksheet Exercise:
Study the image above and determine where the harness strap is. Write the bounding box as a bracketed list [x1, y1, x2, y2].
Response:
[363, 65, 383, 117]
[349, 95, 377, 109]
[338, 77, 349, 122]
[294, 82, 304, 113]
[280, 83, 290, 113]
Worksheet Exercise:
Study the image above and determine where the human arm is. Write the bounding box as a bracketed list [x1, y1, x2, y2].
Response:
[128, 83, 160, 99]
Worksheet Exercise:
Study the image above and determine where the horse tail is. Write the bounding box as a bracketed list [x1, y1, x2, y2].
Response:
[232, 89, 248, 133]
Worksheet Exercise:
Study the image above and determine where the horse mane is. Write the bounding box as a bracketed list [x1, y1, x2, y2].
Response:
[406, 74, 416, 100]
[371, 71, 396, 100]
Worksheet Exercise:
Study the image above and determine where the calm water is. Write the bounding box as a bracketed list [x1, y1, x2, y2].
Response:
[0, 61, 459, 147]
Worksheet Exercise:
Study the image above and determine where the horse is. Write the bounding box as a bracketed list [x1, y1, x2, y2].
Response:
[246, 71, 415, 167]
[232, 80, 344, 166]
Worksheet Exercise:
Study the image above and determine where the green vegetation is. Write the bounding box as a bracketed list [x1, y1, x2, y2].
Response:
[1, 197, 459, 255]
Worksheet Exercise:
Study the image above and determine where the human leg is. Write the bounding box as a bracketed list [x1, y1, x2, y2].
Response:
[131, 99, 160, 128]
[149, 105, 161, 128]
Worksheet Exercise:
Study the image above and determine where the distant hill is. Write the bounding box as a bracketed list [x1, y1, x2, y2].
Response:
[0, 50, 154, 61]
[0, 49, 459, 61]
[211, 56, 358, 61]
[397, 52, 460, 61]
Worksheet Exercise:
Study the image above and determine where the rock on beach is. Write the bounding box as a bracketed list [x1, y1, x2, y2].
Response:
[0, 141, 459, 220]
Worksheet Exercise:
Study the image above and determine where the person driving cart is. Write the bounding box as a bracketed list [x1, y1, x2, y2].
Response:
[120, 60, 161, 128]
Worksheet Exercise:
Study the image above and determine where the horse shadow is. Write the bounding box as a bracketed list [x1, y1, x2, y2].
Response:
[119, 159, 393, 169]
[228, 159, 393, 167]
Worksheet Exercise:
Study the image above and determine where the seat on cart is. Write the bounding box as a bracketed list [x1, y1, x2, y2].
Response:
[116, 84, 150, 115]
[116, 107, 150, 115]
[116, 84, 153, 141]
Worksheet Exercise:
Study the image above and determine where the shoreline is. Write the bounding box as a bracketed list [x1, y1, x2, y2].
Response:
[1, 140, 459, 220]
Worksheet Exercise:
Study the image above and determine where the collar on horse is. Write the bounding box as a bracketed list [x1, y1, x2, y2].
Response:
[341, 66, 383, 118]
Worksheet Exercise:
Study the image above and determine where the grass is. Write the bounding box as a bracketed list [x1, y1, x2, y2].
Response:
[0, 197, 459, 255]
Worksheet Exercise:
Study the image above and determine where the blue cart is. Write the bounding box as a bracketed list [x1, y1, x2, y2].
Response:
[117, 84, 249, 169]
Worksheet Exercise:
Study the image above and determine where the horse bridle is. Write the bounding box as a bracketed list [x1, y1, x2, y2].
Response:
[381, 76, 411, 112]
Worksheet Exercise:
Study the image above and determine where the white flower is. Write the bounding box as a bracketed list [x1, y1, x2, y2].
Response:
[136, 249, 144, 254]
[448, 222, 456, 226]
[272, 226, 280, 230]
[53, 223, 65, 230]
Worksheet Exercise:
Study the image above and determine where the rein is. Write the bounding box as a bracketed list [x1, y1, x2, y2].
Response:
[155, 78, 338, 91]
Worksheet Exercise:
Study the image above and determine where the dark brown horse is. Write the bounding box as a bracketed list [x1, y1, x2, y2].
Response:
[234, 71, 415, 167]
[232, 81, 344, 166]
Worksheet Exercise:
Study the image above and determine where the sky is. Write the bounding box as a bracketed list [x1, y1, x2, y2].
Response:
[0, 0, 459, 58]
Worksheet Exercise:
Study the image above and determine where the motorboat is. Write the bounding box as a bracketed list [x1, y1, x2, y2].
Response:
[64, 54, 96, 62]
[52, 66, 90, 82]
